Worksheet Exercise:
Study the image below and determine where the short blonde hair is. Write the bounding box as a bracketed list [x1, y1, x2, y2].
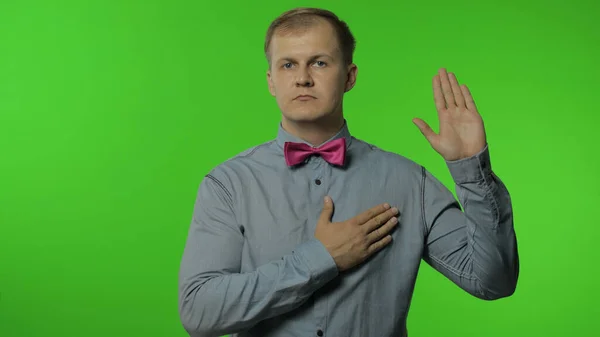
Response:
[264, 7, 356, 66]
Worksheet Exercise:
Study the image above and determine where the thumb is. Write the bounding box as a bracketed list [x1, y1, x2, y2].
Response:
[319, 195, 334, 223]
[412, 118, 439, 147]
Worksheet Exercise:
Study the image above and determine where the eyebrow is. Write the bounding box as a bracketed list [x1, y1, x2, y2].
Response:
[276, 54, 334, 64]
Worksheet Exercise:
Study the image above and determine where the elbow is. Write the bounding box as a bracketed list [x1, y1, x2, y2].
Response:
[179, 301, 220, 337]
[478, 281, 517, 301]
[178, 285, 221, 337]
[179, 299, 205, 337]
[179, 308, 202, 337]
[476, 248, 520, 301]
[476, 267, 519, 301]
[179, 319, 216, 337]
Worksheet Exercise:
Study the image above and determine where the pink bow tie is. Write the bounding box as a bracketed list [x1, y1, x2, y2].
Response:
[284, 138, 346, 167]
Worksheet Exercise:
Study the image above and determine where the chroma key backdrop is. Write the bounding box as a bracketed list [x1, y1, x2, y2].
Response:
[1, 0, 598, 336]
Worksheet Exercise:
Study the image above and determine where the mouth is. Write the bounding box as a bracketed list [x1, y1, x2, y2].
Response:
[295, 95, 316, 101]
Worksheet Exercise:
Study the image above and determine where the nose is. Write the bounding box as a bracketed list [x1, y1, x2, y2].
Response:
[295, 67, 314, 87]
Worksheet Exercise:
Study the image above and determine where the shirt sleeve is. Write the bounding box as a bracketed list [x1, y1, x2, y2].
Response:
[178, 172, 339, 337]
[421, 144, 519, 300]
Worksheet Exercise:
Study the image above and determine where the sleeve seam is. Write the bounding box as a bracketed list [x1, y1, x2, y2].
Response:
[206, 174, 233, 201]
[428, 254, 477, 280]
[420, 166, 428, 236]
[478, 171, 500, 228]
[204, 173, 241, 229]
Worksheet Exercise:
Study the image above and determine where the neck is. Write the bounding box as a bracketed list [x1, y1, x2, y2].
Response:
[281, 113, 345, 147]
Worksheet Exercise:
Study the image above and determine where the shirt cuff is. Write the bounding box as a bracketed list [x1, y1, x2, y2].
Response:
[446, 144, 492, 184]
[295, 238, 339, 284]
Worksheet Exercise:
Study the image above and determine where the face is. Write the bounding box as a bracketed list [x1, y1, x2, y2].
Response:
[267, 20, 357, 126]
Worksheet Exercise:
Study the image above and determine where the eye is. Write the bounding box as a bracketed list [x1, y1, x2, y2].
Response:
[282, 62, 293, 69]
[314, 61, 327, 67]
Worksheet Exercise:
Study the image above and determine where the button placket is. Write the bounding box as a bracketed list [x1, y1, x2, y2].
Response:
[310, 156, 326, 188]
[312, 157, 330, 336]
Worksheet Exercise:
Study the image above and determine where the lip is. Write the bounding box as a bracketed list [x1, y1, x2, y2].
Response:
[295, 95, 316, 100]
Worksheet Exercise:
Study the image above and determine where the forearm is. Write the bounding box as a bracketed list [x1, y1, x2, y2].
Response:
[179, 238, 338, 337]
[455, 173, 518, 298]
[423, 145, 519, 300]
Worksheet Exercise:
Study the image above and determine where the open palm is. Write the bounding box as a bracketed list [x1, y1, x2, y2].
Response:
[413, 68, 487, 161]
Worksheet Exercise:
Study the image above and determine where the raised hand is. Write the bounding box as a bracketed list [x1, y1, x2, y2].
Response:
[413, 68, 487, 161]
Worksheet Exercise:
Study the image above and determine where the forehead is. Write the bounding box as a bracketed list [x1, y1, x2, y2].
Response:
[270, 20, 341, 59]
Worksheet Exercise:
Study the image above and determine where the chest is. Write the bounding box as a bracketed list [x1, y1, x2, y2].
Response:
[235, 162, 425, 270]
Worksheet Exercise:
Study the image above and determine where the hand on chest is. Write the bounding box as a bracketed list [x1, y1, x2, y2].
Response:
[239, 175, 423, 267]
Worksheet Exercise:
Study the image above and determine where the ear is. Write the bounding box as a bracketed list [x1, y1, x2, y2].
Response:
[344, 63, 358, 93]
[267, 69, 276, 97]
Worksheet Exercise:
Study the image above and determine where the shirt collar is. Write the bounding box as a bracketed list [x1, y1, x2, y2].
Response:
[274, 119, 353, 151]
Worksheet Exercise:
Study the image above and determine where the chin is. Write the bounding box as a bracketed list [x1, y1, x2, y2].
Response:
[282, 100, 330, 120]
[282, 108, 331, 124]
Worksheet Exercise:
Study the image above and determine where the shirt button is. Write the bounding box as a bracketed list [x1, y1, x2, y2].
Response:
[317, 330, 324, 336]
[315, 179, 321, 185]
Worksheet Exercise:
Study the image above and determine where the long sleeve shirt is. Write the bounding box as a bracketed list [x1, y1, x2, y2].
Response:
[178, 120, 519, 337]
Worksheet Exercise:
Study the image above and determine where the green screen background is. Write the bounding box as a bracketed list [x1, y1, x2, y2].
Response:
[1, 0, 598, 336]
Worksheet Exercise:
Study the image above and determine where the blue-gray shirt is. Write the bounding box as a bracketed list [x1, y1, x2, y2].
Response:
[178, 120, 519, 337]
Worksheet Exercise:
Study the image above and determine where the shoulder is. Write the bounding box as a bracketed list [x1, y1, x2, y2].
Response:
[204, 139, 277, 186]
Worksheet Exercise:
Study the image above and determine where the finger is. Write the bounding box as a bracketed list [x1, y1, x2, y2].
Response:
[363, 207, 398, 232]
[448, 72, 465, 109]
[319, 195, 334, 224]
[438, 68, 455, 107]
[412, 118, 439, 148]
[367, 235, 393, 256]
[432, 75, 445, 111]
[365, 216, 399, 245]
[353, 203, 391, 225]
[460, 84, 478, 112]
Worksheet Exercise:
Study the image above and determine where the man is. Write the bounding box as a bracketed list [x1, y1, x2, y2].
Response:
[178, 7, 519, 337]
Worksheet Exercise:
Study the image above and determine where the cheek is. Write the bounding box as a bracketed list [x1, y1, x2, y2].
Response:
[272, 79, 291, 106]
[272, 76, 292, 94]
[325, 75, 346, 97]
